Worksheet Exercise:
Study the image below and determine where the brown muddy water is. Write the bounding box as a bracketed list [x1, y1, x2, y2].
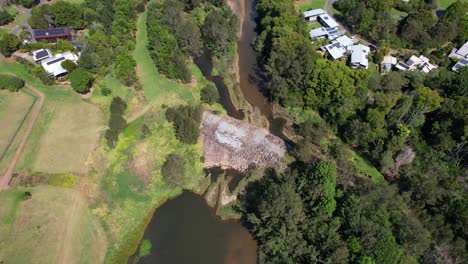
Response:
[133, 192, 257, 264]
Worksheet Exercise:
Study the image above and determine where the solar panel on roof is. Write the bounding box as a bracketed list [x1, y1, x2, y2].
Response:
[35, 50, 49, 59]
[46, 57, 66, 65]
[34, 27, 70, 38]
[460, 59, 468, 65]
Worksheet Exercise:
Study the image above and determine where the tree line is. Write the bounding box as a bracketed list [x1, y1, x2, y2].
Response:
[246, 0, 468, 262]
[146, 0, 238, 83]
[334, 0, 467, 49]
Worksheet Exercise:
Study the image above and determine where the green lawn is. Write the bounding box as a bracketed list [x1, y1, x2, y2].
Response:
[6, 6, 18, 17]
[296, 0, 326, 12]
[438, 0, 460, 9]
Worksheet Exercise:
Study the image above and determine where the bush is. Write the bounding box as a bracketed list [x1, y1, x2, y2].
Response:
[0, 74, 25, 92]
[161, 154, 185, 187]
[0, 9, 14, 25]
[18, 0, 39, 8]
[31, 66, 55, 85]
[0, 32, 20, 57]
[105, 97, 127, 148]
[200, 84, 219, 104]
[101, 87, 112, 96]
[61, 59, 76, 73]
[23, 191, 32, 200]
[165, 105, 202, 144]
[70, 67, 93, 93]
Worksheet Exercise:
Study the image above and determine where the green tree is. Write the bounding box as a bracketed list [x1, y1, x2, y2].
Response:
[0, 74, 25, 92]
[0, 9, 13, 25]
[200, 84, 219, 104]
[161, 154, 185, 187]
[18, 0, 39, 8]
[69, 67, 93, 93]
[0, 32, 19, 57]
[61, 60, 76, 73]
[202, 8, 238, 55]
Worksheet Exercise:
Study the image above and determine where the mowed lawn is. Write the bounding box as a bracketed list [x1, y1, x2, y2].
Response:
[0, 89, 35, 158]
[0, 186, 107, 264]
[438, 0, 460, 9]
[32, 102, 104, 174]
[295, 0, 326, 12]
[134, 11, 193, 106]
[0, 62, 105, 175]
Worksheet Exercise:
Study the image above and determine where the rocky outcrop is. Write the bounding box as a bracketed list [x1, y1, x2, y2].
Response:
[201, 111, 286, 172]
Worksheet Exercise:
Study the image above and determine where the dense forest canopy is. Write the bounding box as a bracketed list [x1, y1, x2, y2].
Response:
[246, 0, 468, 263]
[334, 0, 468, 49]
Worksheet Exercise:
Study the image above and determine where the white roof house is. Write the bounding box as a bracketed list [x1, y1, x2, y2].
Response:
[452, 58, 468, 72]
[309, 27, 340, 40]
[381, 55, 398, 73]
[449, 41, 468, 60]
[350, 44, 370, 69]
[33, 49, 51, 62]
[395, 55, 437, 73]
[335, 35, 355, 48]
[41, 51, 79, 77]
[303, 9, 326, 21]
[321, 41, 347, 60]
[318, 14, 339, 28]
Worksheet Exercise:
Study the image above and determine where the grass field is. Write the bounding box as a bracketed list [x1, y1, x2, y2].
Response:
[0, 186, 107, 264]
[295, 0, 326, 12]
[0, 89, 35, 159]
[0, 62, 105, 174]
[32, 102, 103, 174]
[438, 0, 460, 9]
[6, 6, 18, 17]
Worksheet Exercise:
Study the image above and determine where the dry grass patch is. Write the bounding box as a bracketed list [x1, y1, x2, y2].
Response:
[0, 89, 36, 174]
[0, 186, 107, 264]
[32, 102, 104, 174]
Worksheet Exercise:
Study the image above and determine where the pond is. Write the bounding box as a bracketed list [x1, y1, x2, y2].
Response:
[134, 192, 257, 264]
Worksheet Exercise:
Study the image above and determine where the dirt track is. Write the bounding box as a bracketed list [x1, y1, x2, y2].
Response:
[0, 84, 45, 191]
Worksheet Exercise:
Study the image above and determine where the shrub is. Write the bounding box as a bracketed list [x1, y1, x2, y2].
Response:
[31, 66, 55, 85]
[61, 60, 76, 73]
[161, 154, 185, 187]
[18, 0, 39, 8]
[105, 97, 127, 148]
[200, 84, 219, 104]
[0, 32, 20, 57]
[101, 87, 112, 96]
[0, 9, 14, 25]
[0, 74, 25, 92]
[165, 105, 202, 144]
[23, 191, 32, 200]
[70, 67, 93, 93]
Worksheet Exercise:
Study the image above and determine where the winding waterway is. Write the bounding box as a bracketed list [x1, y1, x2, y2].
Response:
[132, 0, 279, 262]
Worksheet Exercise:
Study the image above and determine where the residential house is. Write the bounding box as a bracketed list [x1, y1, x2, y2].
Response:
[32, 49, 52, 62]
[320, 36, 357, 61]
[381, 55, 397, 73]
[41, 51, 79, 77]
[448, 41, 468, 73]
[395, 55, 438, 73]
[452, 59, 468, 73]
[448, 41, 468, 60]
[350, 44, 370, 69]
[309, 27, 338, 40]
[303, 9, 326, 22]
[33, 27, 73, 42]
[318, 14, 339, 28]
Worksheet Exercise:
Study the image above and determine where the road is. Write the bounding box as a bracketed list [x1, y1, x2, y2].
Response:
[0, 84, 45, 191]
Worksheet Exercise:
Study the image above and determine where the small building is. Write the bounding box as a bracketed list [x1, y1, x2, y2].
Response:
[321, 41, 347, 60]
[335, 35, 355, 48]
[350, 44, 370, 69]
[309, 27, 340, 40]
[32, 49, 52, 62]
[41, 51, 79, 77]
[68, 41, 84, 51]
[395, 55, 437, 73]
[381, 55, 397, 73]
[318, 14, 339, 28]
[448, 41, 468, 60]
[33, 27, 73, 42]
[303, 9, 326, 22]
[452, 58, 468, 73]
